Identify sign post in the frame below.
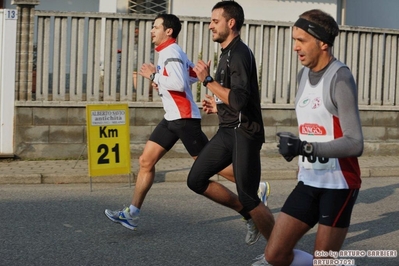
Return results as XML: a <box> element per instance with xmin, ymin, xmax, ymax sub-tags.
<box><xmin>0</xmin><ymin>9</ymin><xmax>17</xmax><ymax>157</ymax></box>
<box><xmin>86</xmin><ymin>104</ymin><xmax>131</xmax><ymax>190</ymax></box>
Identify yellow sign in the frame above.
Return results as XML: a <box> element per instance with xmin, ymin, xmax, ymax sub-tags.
<box><xmin>86</xmin><ymin>104</ymin><xmax>131</xmax><ymax>177</ymax></box>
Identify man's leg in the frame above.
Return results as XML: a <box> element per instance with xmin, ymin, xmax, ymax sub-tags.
<box><xmin>264</xmin><ymin>181</ymin><xmax>317</xmax><ymax>265</ymax></box>
<box><xmin>313</xmin><ymin>188</ymin><xmax>358</xmax><ymax>257</ymax></box>
<box><xmin>202</xmin><ymin>180</ymin><xmax>246</xmax><ymax>212</ymax></box>
<box><xmin>217</xmin><ymin>164</ymin><xmax>235</xmax><ymax>182</ymax></box>
<box><xmin>313</xmin><ymin>224</ymin><xmax>348</xmax><ymax>255</ymax></box>
<box><xmin>132</xmin><ymin>140</ymin><xmax>167</xmax><ymax>208</ymax></box>
<box><xmin>188</xmin><ymin>128</ymin><xmax>271</xmax><ymax>245</ymax></box>
<box><xmin>231</xmin><ymin>129</ymin><xmax>275</xmax><ymax>243</ymax></box>
<box><xmin>266</xmin><ymin>212</ymin><xmax>350</xmax><ymax>265</ymax></box>
<box><xmin>265</xmin><ymin>212</ymin><xmax>311</xmax><ymax>266</ymax></box>
<box><xmin>187</xmin><ymin>129</ymin><xmax>242</xmax><ymax>212</ymax></box>
<box><xmin>104</xmin><ymin>140</ymin><xmax>167</xmax><ymax>230</ymax></box>
<box><xmin>248</xmin><ymin>203</ymin><xmax>274</xmax><ymax>241</ymax></box>
<box><xmin>105</xmin><ymin>119</ymin><xmax>177</xmax><ymax>230</ymax></box>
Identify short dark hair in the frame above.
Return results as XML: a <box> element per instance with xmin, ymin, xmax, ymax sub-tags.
<box><xmin>212</xmin><ymin>1</ymin><xmax>244</xmax><ymax>32</ymax></box>
<box><xmin>155</xmin><ymin>13</ymin><xmax>181</xmax><ymax>38</ymax></box>
<box><xmin>300</xmin><ymin>9</ymin><xmax>339</xmax><ymax>40</ymax></box>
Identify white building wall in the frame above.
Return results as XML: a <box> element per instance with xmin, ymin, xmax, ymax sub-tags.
<box><xmin>27</xmin><ymin>0</ymin><xmax>99</xmax><ymax>12</ymax></box>
<box><xmin>99</xmin><ymin>0</ymin><xmax>128</xmax><ymax>13</ymax></box>
<box><xmin>4</xmin><ymin>0</ymin><xmax>399</xmax><ymax>29</ymax></box>
<box><xmin>171</xmin><ymin>0</ymin><xmax>339</xmax><ymax>22</ymax></box>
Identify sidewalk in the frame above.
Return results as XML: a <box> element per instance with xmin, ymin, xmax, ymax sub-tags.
<box><xmin>0</xmin><ymin>154</ymin><xmax>398</xmax><ymax>184</ymax></box>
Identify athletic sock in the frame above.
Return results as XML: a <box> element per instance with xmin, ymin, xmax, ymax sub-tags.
<box><xmin>129</xmin><ymin>205</ymin><xmax>140</xmax><ymax>216</ymax></box>
<box><xmin>290</xmin><ymin>249</ymin><xmax>313</xmax><ymax>265</ymax></box>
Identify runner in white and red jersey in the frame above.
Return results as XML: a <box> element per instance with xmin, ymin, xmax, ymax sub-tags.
<box><xmin>151</xmin><ymin>37</ymin><xmax>200</xmax><ymax>121</ymax></box>
<box><xmin>252</xmin><ymin>9</ymin><xmax>364</xmax><ymax>266</ymax></box>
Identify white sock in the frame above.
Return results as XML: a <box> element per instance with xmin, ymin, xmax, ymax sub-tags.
<box><xmin>290</xmin><ymin>249</ymin><xmax>313</xmax><ymax>266</ymax></box>
<box><xmin>129</xmin><ymin>205</ymin><xmax>140</xmax><ymax>216</ymax></box>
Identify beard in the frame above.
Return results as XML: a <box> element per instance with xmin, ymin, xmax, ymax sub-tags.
<box><xmin>212</xmin><ymin>29</ymin><xmax>229</xmax><ymax>43</ymax></box>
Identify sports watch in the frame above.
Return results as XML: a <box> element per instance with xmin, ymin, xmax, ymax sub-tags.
<box><xmin>303</xmin><ymin>142</ymin><xmax>313</xmax><ymax>155</ymax></box>
<box><xmin>203</xmin><ymin>76</ymin><xmax>214</xmax><ymax>87</ymax></box>
<box><xmin>150</xmin><ymin>72</ymin><xmax>156</xmax><ymax>81</ymax></box>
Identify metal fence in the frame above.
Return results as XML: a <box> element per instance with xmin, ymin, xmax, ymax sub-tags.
<box><xmin>29</xmin><ymin>11</ymin><xmax>399</xmax><ymax>108</ymax></box>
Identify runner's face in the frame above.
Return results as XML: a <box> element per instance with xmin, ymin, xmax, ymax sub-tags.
<box><xmin>151</xmin><ymin>18</ymin><xmax>169</xmax><ymax>46</ymax></box>
<box><xmin>209</xmin><ymin>8</ymin><xmax>230</xmax><ymax>44</ymax></box>
<box><xmin>292</xmin><ymin>27</ymin><xmax>323</xmax><ymax>71</ymax></box>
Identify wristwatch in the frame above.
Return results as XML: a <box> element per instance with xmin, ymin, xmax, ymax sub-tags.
<box><xmin>303</xmin><ymin>142</ymin><xmax>313</xmax><ymax>155</ymax></box>
<box><xmin>150</xmin><ymin>72</ymin><xmax>156</xmax><ymax>81</ymax></box>
<box><xmin>203</xmin><ymin>76</ymin><xmax>214</xmax><ymax>87</ymax></box>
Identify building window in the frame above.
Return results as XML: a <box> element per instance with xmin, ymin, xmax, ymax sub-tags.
<box><xmin>128</xmin><ymin>0</ymin><xmax>169</xmax><ymax>14</ymax></box>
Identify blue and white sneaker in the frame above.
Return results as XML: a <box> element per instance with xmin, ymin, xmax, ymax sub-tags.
<box><xmin>104</xmin><ymin>207</ymin><xmax>139</xmax><ymax>230</ymax></box>
<box><xmin>257</xmin><ymin>181</ymin><xmax>270</xmax><ymax>206</ymax></box>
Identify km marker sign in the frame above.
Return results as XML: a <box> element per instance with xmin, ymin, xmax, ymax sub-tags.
<box><xmin>86</xmin><ymin>104</ymin><xmax>131</xmax><ymax>177</ymax></box>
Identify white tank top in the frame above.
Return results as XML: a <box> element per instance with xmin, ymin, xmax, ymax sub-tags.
<box><xmin>296</xmin><ymin>62</ymin><xmax>352</xmax><ymax>189</ymax></box>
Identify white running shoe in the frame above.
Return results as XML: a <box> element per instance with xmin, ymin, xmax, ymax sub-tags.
<box><xmin>104</xmin><ymin>207</ymin><xmax>139</xmax><ymax>230</ymax></box>
<box><xmin>245</xmin><ymin>182</ymin><xmax>271</xmax><ymax>245</ymax></box>
<box><xmin>251</xmin><ymin>254</ymin><xmax>270</xmax><ymax>266</ymax></box>
<box><xmin>257</xmin><ymin>181</ymin><xmax>270</xmax><ymax>206</ymax></box>
<box><xmin>245</xmin><ymin>218</ymin><xmax>261</xmax><ymax>245</ymax></box>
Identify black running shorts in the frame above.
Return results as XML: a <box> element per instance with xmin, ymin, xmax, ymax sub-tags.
<box><xmin>281</xmin><ymin>181</ymin><xmax>359</xmax><ymax>228</ymax></box>
<box><xmin>149</xmin><ymin>118</ymin><xmax>209</xmax><ymax>157</ymax></box>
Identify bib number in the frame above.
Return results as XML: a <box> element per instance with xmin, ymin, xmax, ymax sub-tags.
<box><xmin>300</xmin><ymin>155</ymin><xmax>335</xmax><ymax>170</ymax></box>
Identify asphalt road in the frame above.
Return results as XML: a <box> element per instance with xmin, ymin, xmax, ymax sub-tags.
<box><xmin>0</xmin><ymin>177</ymin><xmax>398</xmax><ymax>266</ymax></box>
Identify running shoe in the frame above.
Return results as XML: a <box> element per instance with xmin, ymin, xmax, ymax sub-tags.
<box><xmin>245</xmin><ymin>182</ymin><xmax>271</xmax><ymax>245</ymax></box>
<box><xmin>104</xmin><ymin>207</ymin><xmax>139</xmax><ymax>230</ymax></box>
<box><xmin>245</xmin><ymin>218</ymin><xmax>261</xmax><ymax>245</ymax></box>
<box><xmin>251</xmin><ymin>254</ymin><xmax>270</xmax><ymax>266</ymax></box>
<box><xmin>257</xmin><ymin>181</ymin><xmax>270</xmax><ymax>206</ymax></box>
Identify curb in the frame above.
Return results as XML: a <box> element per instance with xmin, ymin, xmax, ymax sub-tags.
<box><xmin>0</xmin><ymin>174</ymin><xmax>42</xmax><ymax>184</ymax></box>
<box><xmin>1</xmin><ymin>167</ymin><xmax>398</xmax><ymax>185</ymax></box>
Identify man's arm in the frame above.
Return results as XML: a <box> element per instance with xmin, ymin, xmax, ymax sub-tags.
<box><xmin>313</xmin><ymin>68</ymin><xmax>364</xmax><ymax>158</ymax></box>
<box><xmin>193</xmin><ymin>59</ymin><xmax>231</xmax><ymax>104</ymax></box>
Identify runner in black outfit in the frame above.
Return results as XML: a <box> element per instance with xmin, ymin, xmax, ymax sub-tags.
<box><xmin>187</xmin><ymin>1</ymin><xmax>275</xmax><ymax>244</ymax></box>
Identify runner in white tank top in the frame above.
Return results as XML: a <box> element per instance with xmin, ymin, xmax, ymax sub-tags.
<box><xmin>254</xmin><ymin>9</ymin><xmax>364</xmax><ymax>266</ymax></box>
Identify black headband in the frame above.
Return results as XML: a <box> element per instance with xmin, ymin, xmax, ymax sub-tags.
<box><xmin>294</xmin><ymin>18</ymin><xmax>335</xmax><ymax>46</ymax></box>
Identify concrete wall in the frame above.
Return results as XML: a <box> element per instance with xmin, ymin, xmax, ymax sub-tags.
<box><xmin>14</xmin><ymin>106</ymin><xmax>399</xmax><ymax>160</ymax></box>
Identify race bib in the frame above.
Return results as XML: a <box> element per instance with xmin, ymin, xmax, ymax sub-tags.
<box><xmin>299</xmin><ymin>155</ymin><xmax>336</xmax><ymax>170</ymax></box>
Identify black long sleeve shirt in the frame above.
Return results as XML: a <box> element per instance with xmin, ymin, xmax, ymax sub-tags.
<box><xmin>215</xmin><ymin>36</ymin><xmax>265</xmax><ymax>142</ymax></box>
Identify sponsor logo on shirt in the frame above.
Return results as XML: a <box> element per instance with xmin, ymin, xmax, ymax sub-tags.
<box><xmin>299</xmin><ymin>97</ymin><xmax>311</xmax><ymax>107</ymax></box>
<box><xmin>312</xmin><ymin>97</ymin><xmax>322</xmax><ymax>109</ymax></box>
<box><xmin>299</xmin><ymin>123</ymin><xmax>327</xmax><ymax>135</ymax></box>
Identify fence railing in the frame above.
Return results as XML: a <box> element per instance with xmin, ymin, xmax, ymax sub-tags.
<box><xmin>24</xmin><ymin>11</ymin><xmax>399</xmax><ymax>108</ymax></box>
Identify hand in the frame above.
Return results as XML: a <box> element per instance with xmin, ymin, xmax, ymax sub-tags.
<box><xmin>193</xmin><ymin>60</ymin><xmax>211</xmax><ymax>82</ymax></box>
<box><xmin>276</xmin><ymin>132</ymin><xmax>305</xmax><ymax>162</ymax></box>
<box><xmin>139</xmin><ymin>63</ymin><xmax>156</xmax><ymax>80</ymax></box>
<box><xmin>202</xmin><ymin>94</ymin><xmax>217</xmax><ymax>114</ymax></box>
<box><xmin>152</xmin><ymin>82</ymin><xmax>158</xmax><ymax>91</ymax></box>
